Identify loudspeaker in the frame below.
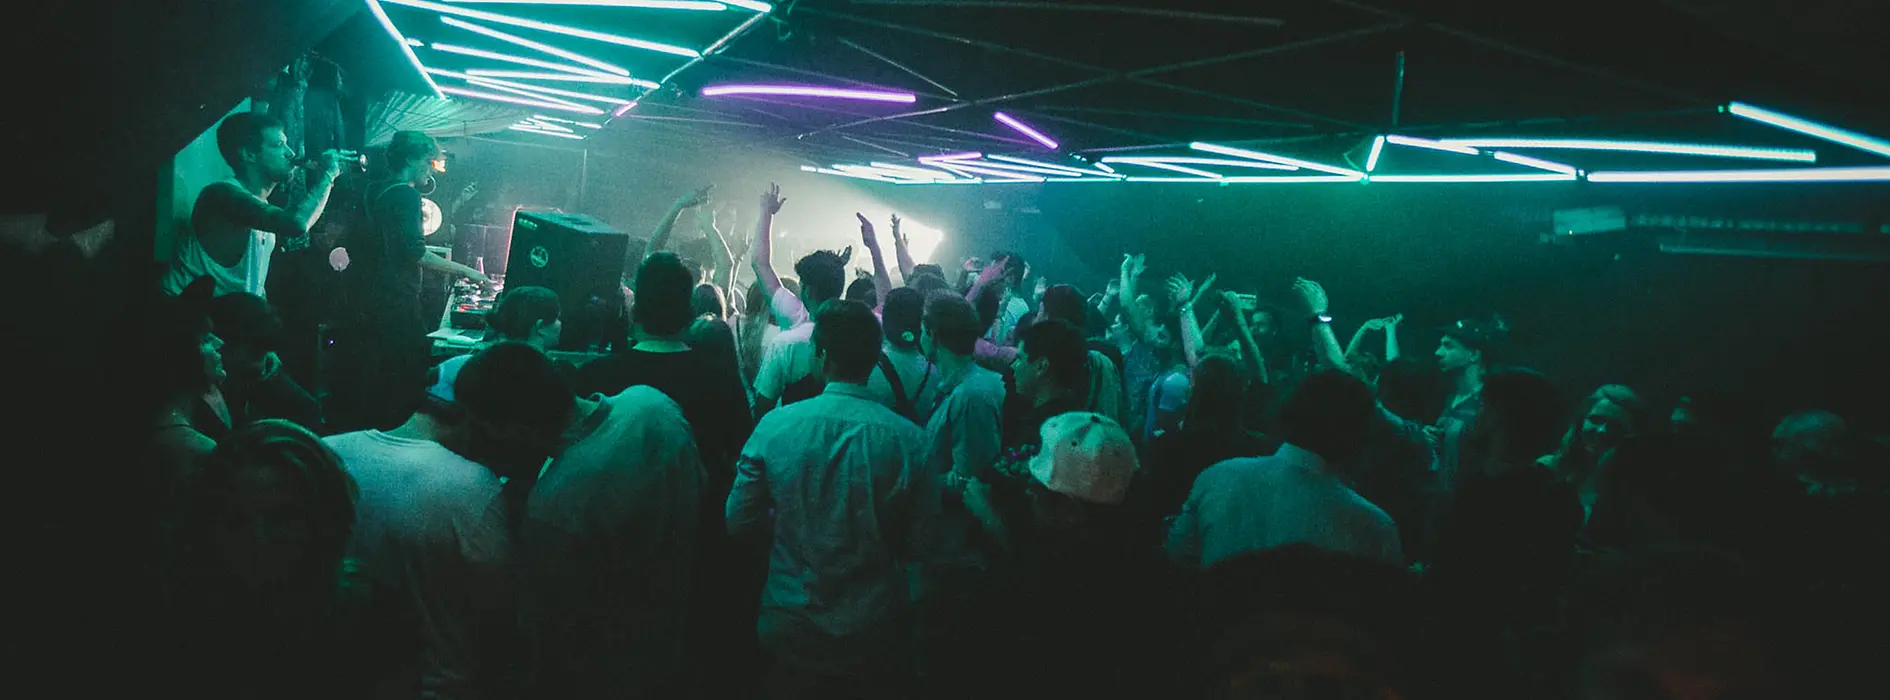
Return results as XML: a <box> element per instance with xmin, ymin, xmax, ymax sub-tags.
<box><xmin>504</xmin><ymin>210</ymin><xmax>632</xmax><ymax>351</ymax></box>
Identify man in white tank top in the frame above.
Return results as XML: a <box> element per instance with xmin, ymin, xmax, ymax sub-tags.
<box><xmin>162</xmin><ymin>112</ymin><xmax>344</xmax><ymax>298</ymax></box>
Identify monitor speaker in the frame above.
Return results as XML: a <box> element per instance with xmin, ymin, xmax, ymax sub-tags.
<box><xmin>503</xmin><ymin>210</ymin><xmax>635</xmax><ymax>351</ymax></box>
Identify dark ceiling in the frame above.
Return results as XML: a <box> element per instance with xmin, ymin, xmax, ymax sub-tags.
<box><xmin>5</xmin><ymin>0</ymin><xmax>1887</xmax><ymax>215</ymax></box>
<box><xmin>586</xmin><ymin>0</ymin><xmax>1890</xmax><ymax>165</ymax></box>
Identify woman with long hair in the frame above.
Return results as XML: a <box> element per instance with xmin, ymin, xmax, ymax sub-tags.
<box><xmin>1541</xmin><ymin>384</ymin><xmax>1653</xmax><ymax>521</ymax></box>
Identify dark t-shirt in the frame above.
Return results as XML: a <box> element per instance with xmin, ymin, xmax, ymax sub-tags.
<box><xmin>345</xmin><ymin>183</ymin><xmax>426</xmax><ymax>322</ymax></box>
<box><xmin>1002</xmin><ymin>394</ymin><xmax>1088</xmax><ymax>451</ymax></box>
<box><xmin>1134</xmin><ymin>423</ymin><xmax>1278</xmax><ymax>523</ymax></box>
<box><xmin>573</xmin><ymin>348</ymin><xmax>753</xmax><ymax>489</ymax></box>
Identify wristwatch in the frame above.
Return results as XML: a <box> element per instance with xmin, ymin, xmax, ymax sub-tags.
<box><xmin>1310</xmin><ymin>313</ymin><xmax>1333</xmax><ymax>325</ymax></box>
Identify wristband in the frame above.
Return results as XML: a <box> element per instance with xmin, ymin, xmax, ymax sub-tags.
<box><xmin>1310</xmin><ymin>313</ymin><xmax>1332</xmax><ymax>325</ymax></box>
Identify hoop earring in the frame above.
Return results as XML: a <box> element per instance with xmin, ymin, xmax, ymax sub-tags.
<box><xmin>418</xmin><ymin>176</ymin><xmax>438</xmax><ymax>196</ymax></box>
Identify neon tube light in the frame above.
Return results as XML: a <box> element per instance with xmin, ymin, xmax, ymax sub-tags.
<box><xmin>1190</xmin><ymin>142</ymin><xmax>1364</xmax><ymax>178</ymax></box>
<box><xmin>407</xmin><ymin>38</ymin><xmax>424</xmax><ymax>47</ymax></box>
<box><xmin>1107</xmin><ymin>160</ymin><xmax>1223</xmax><ymax>178</ymax></box>
<box><xmin>429</xmin><ymin>43</ymin><xmax>614</xmax><ymax>76</ymax></box>
<box><xmin>930</xmin><ymin>163</ymin><xmax>1046</xmax><ymax>183</ymax></box>
<box><xmin>993</xmin><ymin>112</ymin><xmax>1059</xmax><ymax>150</ymax></box>
<box><xmin>446</xmin><ymin>0</ymin><xmax>726</xmax><ymax>9</ymax></box>
<box><xmin>520</xmin><ymin>119</ymin><xmax>575</xmax><ymax>133</ymax></box>
<box><xmin>1365</xmin><ymin>136</ymin><xmax>1386</xmax><ymax>172</ymax></box>
<box><xmin>1122</xmin><ymin>175</ymin><xmax>1363</xmax><ymax>184</ymax></box>
<box><xmin>464</xmin><ymin>70</ymin><xmax>657</xmax><ymax>88</ymax></box>
<box><xmin>1385</xmin><ymin>134</ymin><xmax>1481</xmax><ymax>155</ymax></box>
<box><xmin>936</xmin><ymin>159</ymin><xmax>1091</xmax><ymax>178</ymax></box>
<box><xmin>799</xmin><ymin>165</ymin><xmax>900</xmax><ymax>183</ymax></box>
<box><xmin>382</xmin><ymin>0</ymin><xmax>701</xmax><ymax>57</ymax></box>
<box><xmin>720</xmin><ymin>0</ymin><xmax>775</xmax><ymax>11</ymax></box>
<box><xmin>510</xmin><ymin>125</ymin><xmax>587</xmax><ymax>140</ymax></box>
<box><xmin>612</xmin><ymin>99</ymin><xmax>641</xmax><ymax>118</ymax></box>
<box><xmin>440</xmin><ymin>85</ymin><xmax>607</xmax><ymax>114</ymax></box>
<box><xmin>700</xmin><ymin>84</ymin><xmax>917</xmax><ymax>102</ymax></box>
<box><xmin>986</xmin><ymin>154</ymin><xmax>1119</xmax><ymax>177</ymax></box>
<box><xmin>834</xmin><ymin>165</ymin><xmax>933</xmax><ymax>182</ymax></box>
<box><xmin>864</xmin><ymin>163</ymin><xmax>961</xmax><ymax>181</ymax></box>
<box><xmin>1436</xmin><ymin>138</ymin><xmax>1817</xmax><ymax>163</ymax></box>
<box><xmin>466</xmin><ymin>82</ymin><xmax>595</xmax><ymax>111</ymax></box>
<box><xmin>1368</xmin><ymin>173</ymin><xmax>1577</xmax><ymax>183</ymax></box>
<box><xmin>440</xmin><ymin>17</ymin><xmax>630</xmax><ymax>76</ymax></box>
<box><xmin>1102</xmin><ymin>157</ymin><xmax>1295</xmax><ymax>171</ymax></box>
<box><xmin>1491</xmin><ymin>152</ymin><xmax>1578</xmax><ymax>175</ymax></box>
<box><xmin>1092</xmin><ymin>162</ymin><xmax>1116</xmax><ymax>174</ymax></box>
<box><xmin>1726</xmin><ymin>102</ymin><xmax>1890</xmax><ymax>159</ymax></box>
<box><xmin>534</xmin><ymin>115</ymin><xmax>604</xmax><ymax>129</ymax></box>
<box><xmin>1586</xmin><ymin>166</ymin><xmax>1890</xmax><ymax>183</ymax></box>
<box><xmin>918</xmin><ymin>152</ymin><xmax>983</xmax><ymax>162</ymax></box>
<box><xmin>367</xmin><ymin>1</ymin><xmax>444</xmax><ymax>98</ymax></box>
<box><xmin>466</xmin><ymin>75</ymin><xmax>634</xmax><ymax>105</ymax></box>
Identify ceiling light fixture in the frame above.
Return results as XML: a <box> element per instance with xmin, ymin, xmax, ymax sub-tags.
<box><xmin>700</xmin><ymin>84</ymin><xmax>918</xmax><ymax>102</ymax></box>
<box><xmin>466</xmin><ymin>75</ymin><xmax>634</xmax><ymax>105</ymax></box>
<box><xmin>868</xmin><ymin>162</ymin><xmax>964</xmax><ymax>180</ymax></box>
<box><xmin>933</xmin><ymin>159</ymin><xmax>1091</xmax><ymax>178</ymax></box>
<box><xmin>1586</xmin><ymin>166</ymin><xmax>1890</xmax><ymax>183</ymax></box>
<box><xmin>1726</xmin><ymin>102</ymin><xmax>1890</xmax><ymax>159</ymax></box>
<box><xmin>534</xmin><ymin>115</ymin><xmax>605</xmax><ymax>129</ymax></box>
<box><xmin>509</xmin><ymin>125</ymin><xmax>587</xmax><ymax>139</ymax></box>
<box><xmin>440</xmin><ymin>85</ymin><xmax>607</xmax><ymax>113</ymax></box>
<box><xmin>520</xmin><ymin>119</ymin><xmax>575</xmax><ymax>133</ymax></box>
<box><xmin>1101</xmin><ymin>157</ymin><xmax>1296</xmax><ymax>171</ymax></box>
<box><xmin>799</xmin><ymin>165</ymin><xmax>902</xmax><ymax>183</ymax></box>
<box><xmin>440</xmin><ymin>17</ymin><xmax>630</xmax><ymax>76</ymax></box>
<box><xmin>367</xmin><ymin>1</ymin><xmax>444</xmax><ymax>98</ymax></box>
<box><xmin>464</xmin><ymin>69</ymin><xmax>657</xmax><ymax>87</ymax></box>
<box><xmin>986</xmin><ymin>154</ymin><xmax>1119</xmax><ymax>177</ymax></box>
<box><xmin>993</xmin><ymin>112</ymin><xmax>1059</xmax><ymax>150</ymax></box>
<box><xmin>1491</xmin><ymin>152</ymin><xmax>1578</xmax><ymax>175</ymax></box>
<box><xmin>445</xmin><ymin>0</ymin><xmax>726</xmax><ymax>9</ymax></box>
<box><xmin>1384</xmin><ymin>134</ymin><xmax>1481</xmax><ymax>155</ymax></box>
<box><xmin>382</xmin><ymin>0</ymin><xmax>701</xmax><ymax>57</ymax></box>
<box><xmin>1367</xmin><ymin>173</ymin><xmax>1578</xmax><ymax>183</ymax></box>
<box><xmin>429</xmin><ymin>43</ymin><xmax>614</xmax><ymax>76</ymax></box>
<box><xmin>918</xmin><ymin>152</ymin><xmax>984</xmax><ymax>163</ymax></box>
<box><xmin>1364</xmin><ymin>136</ymin><xmax>1386</xmax><ymax>172</ymax></box>
<box><xmin>1102</xmin><ymin>159</ymin><xmax>1223</xmax><ymax>179</ymax></box>
<box><xmin>1190</xmin><ymin>142</ymin><xmax>1365</xmax><ymax>179</ymax></box>
<box><xmin>1435</xmin><ymin>138</ymin><xmax>1818</xmax><ymax>163</ymax></box>
<box><xmin>719</xmin><ymin>0</ymin><xmax>775</xmax><ymax>11</ymax></box>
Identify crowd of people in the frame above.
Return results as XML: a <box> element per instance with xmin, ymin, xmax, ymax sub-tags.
<box><xmin>132</xmin><ymin>118</ymin><xmax>1890</xmax><ymax>700</ymax></box>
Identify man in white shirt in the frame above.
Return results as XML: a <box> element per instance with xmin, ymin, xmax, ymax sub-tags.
<box><xmin>728</xmin><ymin>300</ymin><xmax>937</xmax><ymax>696</ymax></box>
<box><xmin>747</xmin><ymin>184</ymin><xmax>852</xmax><ymax>413</ymax></box>
<box><xmin>1167</xmin><ymin>370</ymin><xmax>1402</xmax><ymax>567</ymax></box>
<box><xmin>326</xmin><ymin>342</ymin><xmax>576</xmax><ymax>699</ymax></box>
<box><xmin>162</xmin><ymin>112</ymin><xmax>346</xmax><ymax>298</ymax></box>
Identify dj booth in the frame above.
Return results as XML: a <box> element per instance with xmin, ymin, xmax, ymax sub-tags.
<box><xmin>429</xmin><ymin>209</ymin><xmax>637</xmax><ymax>365</ymax></box>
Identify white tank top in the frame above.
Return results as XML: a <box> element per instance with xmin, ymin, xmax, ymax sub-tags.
<box><xmin>162</xmin><ymin>180</ymin><xmax>277</xmax><ymax>298</ymax></box>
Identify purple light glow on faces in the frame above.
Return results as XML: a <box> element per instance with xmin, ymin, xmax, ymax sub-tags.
<box><xmin>993</xmin><ymin>112</ymin><xmax>1058</xmax><ymax>150</ymax></box>
<box><xmin>700</xmin><ymin>84</ymin><xmax>917</xmax><ymax>102</ymax></box>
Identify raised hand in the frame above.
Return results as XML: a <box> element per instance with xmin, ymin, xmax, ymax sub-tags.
<box><xmin>1218</xmin><ymin>290</ymin><xmax>1244</xmax><ymax>313</ymax></box>
<box><xmin>1033</xmin><ymin>276</ymin><xmax>1049</xmax><ymax>300</ymax></box>
<box><xmin>975</xmin><ymin>256</ymin><xmax>1009</xmax><ymax>285</ymax></box>
<box><xmin>855</xmin><ymin>213</ymin><xmax>880</xmax><ymax>249</ymax></box>
<box><xmin>1360</xmin><ymin>317</ymin><xmax>1388</xmax><ymax>332</ymax></box>
<box><xmin>1165</xmin><ymin>273</ymin><xmax>1195</xmax><ymax>306</ymax></box>
<box><xmin>759</xmin><ymin>183</ymin><xmax>785</xmax><ymax>215</ymax></box>
<box><xmin>1387</xmin><ymin>313</ymin><xmax>1404</xmax><ymax>328</ymax></box>
<box><xmin>1293</xmin><ymin>277</ymin><xmax>1329</xmax><ymax>315</ymax></box>
<box><xmin>677</xmin><ymin>184</ymin><xmax>714</xmax><ymax>209</ymax></box>
<box><xmin>1122</xmin><ymin>253</ymin><xmax>1148</xmax><ymax>278</ymax></box>
<box><xmin>890</xmin><ymin>213</ymin><xmax>907</xmax><ymax>246</ymax></box>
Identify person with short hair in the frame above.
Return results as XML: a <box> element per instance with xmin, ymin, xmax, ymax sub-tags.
<box><xmin>205</xmin><ymin>291</ymin><xmax>325</xmax><ymax>434</ymax></box>
<box><xmin>1167</xmin><ymin>370</ymin><xmax>1401</xmax><ymax>567</ymax></box>
<box><xmin>727</xmin><ymin>300</ymin><xmax>937</xmax><ymax>697</ymax></box>
<box><xmin>326</xmin><ymin>342</ymin><xmax>575</xmax><ymax>698</ymax></box>
<box><xmin>864</xmin><ymin>287</ymin><xmax>938</xmax><ymax>422</ymax></box>
<box><xmin>1003</xmin><ymin>319</ymin><xmax>1091</xmax><ymax>449</ymax></box>
<box><xmin>162</xmin><ymin>112</ymin><xmax>347</xmax><ymax>298</ymax></box>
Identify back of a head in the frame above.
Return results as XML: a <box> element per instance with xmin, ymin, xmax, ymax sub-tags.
<box><xmin>486</xmin><ymin>285</ymin><xmax>560</xmax><ymax>342</ymax></box>
<box><xmin>215</xmin><ymin>112</ymin><xmax>282</xmax><ymax>170</ymax></box>
<box><xmin>1018</xmin><ymin>318</ymin><xmax>1089</xmax><ymax>390</ymax></box>
<box><xmin>383</xmin><ymin>130</ymin><xmax>438</xmax><ymax>175</ymax></box>
<box><xmin>633</xmin><ymin>252</ymin><xmax>695</xmax><ymax>336</ymax></box>
<box><xmin>691</xmin><ymin>283</ymin><xmax>725</xmax><ymax>319</ymax></box>
<box><xmin>741</xmin><ymin>282</ymin><xmax>767</xmax><ymax>316</ymax></box>
<box><xmin>1041</xmin><ymin>283</ymin><xmax>1086</xmax><ymax>327</ymax></box>
<box><xmin>206</xmin><ymin>292</ymin><xmax>282</xmax><ymax>356</ymax></box>
<box><xmin>923</xmin><ymin>293</ymin><xmax>981</xmax><ymax>357</ymax></box>
<box><xmin>1278</xmin><ymin>370</ymin><xmax>1379</xmax><ymax>464</ymax></box>
<box><xmin>908</xmin><ymin>271</ymin><xmax>949</xmax><ymax>296</ymax></box>
<box><xmin>793</xmin><ymin>250</ymin><xmax>847</xmax><ymax>306</ymax></box>
<box><xmin>451</xmin><ymin>342</ymin><xmax>574</xmax><ymax>478</ymax></box>
<box><xmin>145</xmin><ymin>277</ymin><xmax>217</xmax><ymax>399</ymax></box>
<box><xmin>1187</xmin><ymin>355</ymin><xmax>1246</xmax><ymax>428</ymax></box>
<box><xmin>1478</xmin><ymin>367</ymin><xmax>1567</xmax><ymax>460</ymax></box>
<box><xmin>812</xmin><ymin>300</ymin><xmax>883</xmax><ymax>383</ymax></box>
<box><xmin>844</xmin><ymin>276</ymin><xmax>878</xmax><ymax>306</ymax></box>
<box><xmin>911</xmin><ymin>263</ymin><xmax>945</xmax><ymax>281</ymax></box>
<box><xmin>881</xmin><ymin>287</ymin><xmax>924</xmax><ymax>350</ymax></box>
<box><xmin>686</xmin><ymin>318</ymin><xmax>739</xmax><ymax>375</ymax></box>
<box><xmin>993</xmin><ymin>251</ymin><xmax>1028</xmax><ymax>286</ymax></box>
<box><xmin>193</xmin><ymin>419</ymin><xmax>357</xmax><ymax>581</ymax></box>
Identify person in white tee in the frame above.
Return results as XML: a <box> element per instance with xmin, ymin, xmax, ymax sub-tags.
<box><xmin>162</xmin><ymin>112</ymin><xmax>347</xmax><ymax>298</ymax></box>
